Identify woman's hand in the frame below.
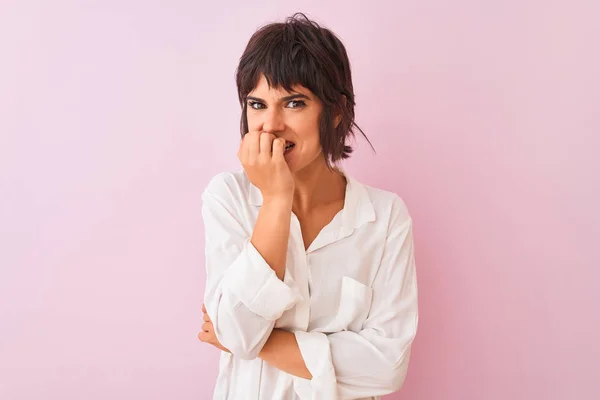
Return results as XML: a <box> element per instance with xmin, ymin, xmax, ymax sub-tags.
<box><xmin>198</xmin><ymin>304</ymin><xmax>230</xmax><ymax>353</ymax></box>
<box><xmin>238</xmin><ymin>131</ymin><xmax>294</xmax><ymax>200</ymax></box>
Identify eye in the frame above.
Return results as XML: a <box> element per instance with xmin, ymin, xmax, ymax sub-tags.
<box><xmin>247</xmin><ymin>101</ymin><xmax>265</xmax><ymax>110</ymax></box>
<box><xmin>286</xmin><ymin>100</ymin><xmax>306</xmax><ymax>109</ymax></box>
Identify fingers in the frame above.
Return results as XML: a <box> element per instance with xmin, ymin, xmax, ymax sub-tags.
<box><xmin>198</xmin><ymin>320</ymin><xmax>213</xmax><ymax>344</ymax></box>
<box><xmin>197</xmin><ymin>324</ymin><xmax>210</xmax><ymax>341</ymax></box>
<box><xmin>202</xmin><ymin>304</ymin><xmax>211</xmax><ymax>322</ymax></box>
<box><xmin>240</xmin><ymin>131</ymin><xmax>278</xmax><ymax>161</ymax></box>
<box><xmin>237</xmin><ymin>138</ymin><xmax>244</xmax><ymax>160</ymax></box>
<box><xmin>259</xmin><ymin>132</ymin><xmax>275</xmax><ymax>155</ymax></box>
<box><xmin>272</xmin><ymin>138</ymin><xmax>285</xmax><ymax>162</ymax></box>
<box><xmin>198</xmin><ymin>321</ymin><xmax>229</xmax><ymax>354</ymax></box>
<box><xmin>248</xmin><ymin>131</ymin><xmax>260</xmax><ymax>162</ymax></box>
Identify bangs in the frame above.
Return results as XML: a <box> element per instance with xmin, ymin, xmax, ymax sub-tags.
<box><xmin>236</xmin><ymin>21</ymin><xmax>336</xmax><ymax>104</ymax></box>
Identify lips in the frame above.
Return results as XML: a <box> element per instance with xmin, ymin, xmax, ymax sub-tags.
<box><xmin>284</xmin><ymin>141</ymin><xmax>295</xmax><ymax>152</ymax></box>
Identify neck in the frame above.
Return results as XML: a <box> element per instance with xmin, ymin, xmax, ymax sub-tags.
<box><xmin>291</xmin><ymin>157</ymin><xmax>346</xmax><ymax>214</ymax></box>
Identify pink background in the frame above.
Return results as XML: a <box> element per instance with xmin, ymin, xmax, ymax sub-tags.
<box><xmin>1</xmin><ymin>1</ymin><xmax>598</xmax><ymax>399</ymax></box>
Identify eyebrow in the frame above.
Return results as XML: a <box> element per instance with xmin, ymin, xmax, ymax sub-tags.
<box><xmin>246</xmin><ymin>93</ymin><xmax>311</xmax><ymax>103</ymax></box>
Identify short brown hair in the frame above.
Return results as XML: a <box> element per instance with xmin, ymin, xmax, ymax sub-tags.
<box><xmin>235</xmin><ymin>12</ymin><xmax>374</xmax><ymax>168</ymax></box>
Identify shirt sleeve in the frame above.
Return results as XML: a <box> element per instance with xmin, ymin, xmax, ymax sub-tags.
<box><xmin>201</xmin><ymin>189</ymin><xmax>303</xmax><ymax>360</ymax></box>
<box><xmin>292</xmin><ymin>199</ymin><xmax>418</xmax><ymax>399</ymax></box>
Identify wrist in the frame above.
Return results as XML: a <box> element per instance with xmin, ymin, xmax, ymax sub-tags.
<box><xmin>261</xmin><ymin>192</ymin><xmax>293</xmax><ymax>207</ymax></box>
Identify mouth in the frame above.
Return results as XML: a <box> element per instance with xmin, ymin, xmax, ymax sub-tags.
<box><xmin>284</xmin><ymin>141</ymin><xmax>296</xmax><ymax>155</ymax></box>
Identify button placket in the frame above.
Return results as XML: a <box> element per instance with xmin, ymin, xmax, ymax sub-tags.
<box><xmin>290</xmin><ymin>213</ymin><xmax>311</xmax><ymax>332</ymax></box>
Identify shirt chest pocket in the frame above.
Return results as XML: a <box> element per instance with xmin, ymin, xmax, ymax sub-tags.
<box><xmin>318</xmin><ymin>276</ymin><xmax>374</xmax><ymax>333</ymax></box>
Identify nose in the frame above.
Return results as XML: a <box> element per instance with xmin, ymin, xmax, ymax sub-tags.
<box><xmin>261</xmin><ymin>107</ymin><xmax>285</xmax><ymax>134</ymax></box>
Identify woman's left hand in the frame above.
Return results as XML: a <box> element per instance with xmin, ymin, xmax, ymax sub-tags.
<box><xmin>198</xmin><ymin>304</ymin><xmax>231</xmax><ymax>353</ymax></box>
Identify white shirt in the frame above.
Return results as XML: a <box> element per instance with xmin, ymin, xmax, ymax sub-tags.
<box><xmin>201</xmin><ymin>168</ymin><xmax>418</xmax><ymax>400</ymax></box>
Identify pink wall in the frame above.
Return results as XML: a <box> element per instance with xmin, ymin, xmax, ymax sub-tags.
<box><xmin>1</xmin><ymin>1</ymin><xmax>598</xmax><ymax>399</ymax></box>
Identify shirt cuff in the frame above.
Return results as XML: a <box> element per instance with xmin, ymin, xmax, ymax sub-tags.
<box><xmin>293</xmin><ymin>331</ymin><xmax>338</xmax><ymax>399</ymax></box>
<box><xmin>221</xmin><ymin>238</ymin><xmax>303</xmax><ymax>321</ymax></box>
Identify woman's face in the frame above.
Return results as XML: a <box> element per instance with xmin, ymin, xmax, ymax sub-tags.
<box><xmin>245</xmin><ymin>74</ymin><xmax>324</xmax><ymax>173</ymax></box>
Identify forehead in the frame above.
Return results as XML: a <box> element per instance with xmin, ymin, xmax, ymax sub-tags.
<box><xmin>248</xmin><ymin>74</ymin><xmax>314</xmax><ymax>98</ymax></box>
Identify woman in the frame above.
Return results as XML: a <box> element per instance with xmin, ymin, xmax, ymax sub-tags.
<box><xmin>198</xmin><ymin>13</ymin><xmax>418</xmax><ymax>400</ymax></box>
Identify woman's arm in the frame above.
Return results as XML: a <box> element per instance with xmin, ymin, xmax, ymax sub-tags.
<box><xmin>244</xmin><ymin>130</ymin><xmax>296</xmax><ymax>281</ymax></box>
<box><xmin>251</xmin><ymin>194</ymin><xmax>293</xmax><ymax>280</ymax></box>
<box><xmin>258</xmin><ymin>329</ymin><xmax>312</xmax><ymax>379</ymax></box>
<box><xmin>201</xmin><ymin>175</ymin><xmax>301</xmax><ymax>360</ymax></box>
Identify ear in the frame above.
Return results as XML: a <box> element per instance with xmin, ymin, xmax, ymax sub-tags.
<box><xmin>334</xmin><ymin>95</ymin><xmax>347</xmax><ymax>128</ymax></box>
<box><xmin>334</xmin><ymin>114</ymin><xmax>342</xmax><ymax>128</ymax></box>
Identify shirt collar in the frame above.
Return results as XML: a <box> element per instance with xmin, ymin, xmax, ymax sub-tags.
<box><xmin>246</xmin><ymin>167</ymin><xmax>376</xmax><ymax>233</ymax></box>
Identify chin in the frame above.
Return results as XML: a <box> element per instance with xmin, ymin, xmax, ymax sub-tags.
<box><xmin>286</xmin><ymin>158</ymin><xmax>305</xmax><ymax>173</ymax></box>
<box><xmin>286</xmin><ymin>162</ymin><xmax>300</xmax><ymax>173</ymax></box>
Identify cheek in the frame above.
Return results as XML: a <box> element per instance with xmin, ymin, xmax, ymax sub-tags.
<box><xmin>296</xmin><ymin>131</ymin><xmax>320</xmax><ymax>150</ymax></box>
<box><xmin>294</xmin><ymin>117</ymin><xmax>321</xmax><ymax>142</ymax></box>
<box><xmin>246</xmin><ymin>112</ymin><xmax>260</xmax><ymax>130</ymax></box>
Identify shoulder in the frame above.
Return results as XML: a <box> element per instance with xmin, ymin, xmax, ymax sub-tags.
<box><xmin>360</xmin><ymin>181</ymin><xmax>412</xmax><ymax>229</ymax></box>
<box><xmin>201</xmin><ymin>169</ymin><xmax>251</xmax><ymax>208</ymax></box>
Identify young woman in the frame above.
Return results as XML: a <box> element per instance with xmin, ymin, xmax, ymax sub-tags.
<box><xmin>198</xmin><ymin>13</ymin><xmax>418</xmax><ymax>400</ymax></box>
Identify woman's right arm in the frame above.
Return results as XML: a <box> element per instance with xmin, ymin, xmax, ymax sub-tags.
<box><xmin>250</xmin><ymin>193</ymin><xmax>293</xmax><ymax>281</ymax></box>
<box><xmin>201</xmin><ymin>178</ymin><xmax>301</xmax><ymax>360</ymax></box>
<box><xmin>203</xmin><ymin>132</ymin><xmax>299</xmax><ymax>359</ymax></box>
